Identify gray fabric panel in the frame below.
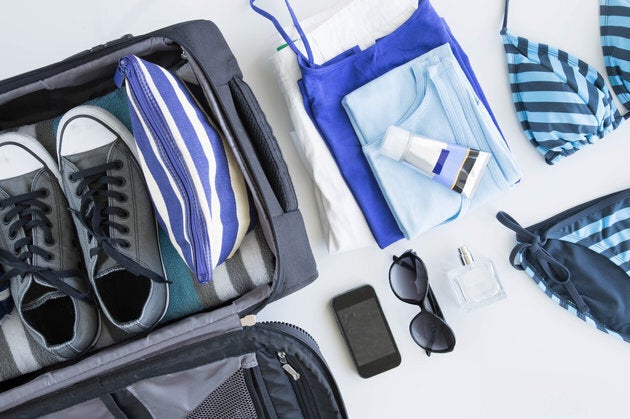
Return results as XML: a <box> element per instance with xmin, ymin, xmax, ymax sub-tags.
<box><xmin>0</xmin><ymin>306</ymin><xmax>242</xmax><ymax>410</ymax></box>
<box><xmin>100</xmin><ymin>393</ymin><xmax>129</xmax><ymax>419</ymax></box>
<box><xmin>39</xmin><ymin>397</ymin><xmax>115</xmax><ymax>419</ymax></box>
<box><xmin>234</xmin><ymin>285</ymin><xmax>272</xmax><ymax>315</ymax></box>
<box><xmin>111</xmin><ymin>389</ymin><xmax>152</xmax><ymax>419</ymax></box>
<box><xmin>174</xmin><ymin>63</ymin><xmax>200</xmax><ymax>86</ymax></box>
<box><xmin>0</xmin><ymin>38</ymin><xmax>177</xmax><ymax>107</ymax></box>
<box><xmin>268</xmin><ymin>211</ymin><xmax>318</xmax><ymax>301</ymax></box>
<box><xmin>126</xmin><ymin>353</ymin><xmax>257</xmax><ymax>419</ymax></box>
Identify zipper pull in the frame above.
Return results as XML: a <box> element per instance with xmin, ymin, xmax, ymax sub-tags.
<box><xmin>277</xmin><ymin>351</ymin><xmax>300</xmax><ymax>381</ymax></box>
<box><xmin>114</xmin><ymin>57</ymin><xmax>130</xmax><ymax>88</ymax></box>
<box><xmin>240</xmin><ymin>314</ymin><xmax>256</xmax><ymax>327</ymax></box>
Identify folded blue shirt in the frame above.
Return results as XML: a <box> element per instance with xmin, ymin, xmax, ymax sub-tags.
<box><xmin>251</xmin><ymin>0</ymin><xmax>503</xmax><ymax>248</ymax></box>
<box><xmin>342</xmin><ymin>44</ymin><xmax>522</xmax><ymax>238</ymax></box>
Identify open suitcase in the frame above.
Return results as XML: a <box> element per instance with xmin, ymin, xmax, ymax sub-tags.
<box><xmin>0</xmin><ymin>20</ymin><xmax>347</xmax><ymax>418</ymax></box>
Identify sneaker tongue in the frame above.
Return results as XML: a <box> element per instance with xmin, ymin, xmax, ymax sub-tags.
<box><xmin>0</xmin><ymin>169</ymin><xmax>40</xmax><ymax>196</ymax></box>
<box><xmin>64</xmin><ymin>143</ymin><xmax>114</xmax><ymax>171</ymax></box>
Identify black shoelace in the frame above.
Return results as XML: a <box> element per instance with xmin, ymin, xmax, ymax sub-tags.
<box><xmin>0</xmin><ymin>189</ymin><xmax>90</xmax><ymax>301</ymax></box>
<box><xmin>70</xmin><ymin>160</ymin><xmax>167</xmax><ymax>284</ymax></box>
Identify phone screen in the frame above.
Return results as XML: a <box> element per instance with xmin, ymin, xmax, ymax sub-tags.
<box><xmin>332</xmin><ymin>285</ymin><xmax>400</xmax><ymax>378</ymax></box>
<box><xmin>336</xmin><ymin>298</ymin><xmax>397</xmax><ymax>366</ymax></box>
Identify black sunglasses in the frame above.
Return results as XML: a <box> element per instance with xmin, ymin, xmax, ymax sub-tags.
<box><xmin>389</xmin><ymin>250</ymin><xmax>456</xmax><ymax>356</ymax></box>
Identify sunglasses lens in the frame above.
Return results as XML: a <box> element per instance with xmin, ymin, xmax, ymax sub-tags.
<box><xmin>389</xmin><ymin>254</ymin><xmax>428</xmax><ymax>303</ymax></box>
<box><xmin>410</xmin><ymin>311</ymin><xmax>456</xmax><ymax>353</ymax></box>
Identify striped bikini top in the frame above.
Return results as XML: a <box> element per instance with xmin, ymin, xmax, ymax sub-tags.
<box><xmin>501</xmin><ymin>0</ymin><xmax>629</xmax><ymax>164</ymax></box>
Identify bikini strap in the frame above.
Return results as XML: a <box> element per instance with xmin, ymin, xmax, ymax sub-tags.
<box><xmin>250</xmin><ymin>0</ymin><xmax>315</xmax><ymax>64</ymax></box>
<box><xmin>502</xmin><ymin>0</ymin><xmax>510</xmax><ymax>30</ymax></box>
<box><xmin>496</xmin><ymin>211</ymin><xmax>591</xmax><ymax>314</ymax></box>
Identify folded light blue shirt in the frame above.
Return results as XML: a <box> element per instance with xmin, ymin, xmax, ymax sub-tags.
<box><xmin>342</xmin><ymin>44</ymin><xmax>521</xmax><ymax>239</ymax></box>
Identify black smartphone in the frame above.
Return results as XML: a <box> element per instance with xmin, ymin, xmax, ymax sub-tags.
<box><xmin>331</xmin><ymin>285</ymin><xmax>401</xmax><ymax>378</ymax></box>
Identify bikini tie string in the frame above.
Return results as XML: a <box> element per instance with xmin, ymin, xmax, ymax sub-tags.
<box><xmin>496</xmin><ymin>211</ymin><xmax>590</xmax><ymax>314</ymax></box>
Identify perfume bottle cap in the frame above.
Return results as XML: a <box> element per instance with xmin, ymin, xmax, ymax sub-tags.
<box><xmin>458</xmin><ymin>246</ymin><xmax>474</xmax><ymax>266</ymax></box>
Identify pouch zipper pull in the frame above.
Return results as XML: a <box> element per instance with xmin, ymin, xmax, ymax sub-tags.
<box><xmin>113</xmin><ymin>57</ymin><xmax>130</xmax><ymax>88</ymax></box>
<box><xmin>277</xmin><ymin>351</ymin><xmax>300</xmax><ymax>381</ymax></box>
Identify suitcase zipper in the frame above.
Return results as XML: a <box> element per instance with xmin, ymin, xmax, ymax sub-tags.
<box><xmin>117</xmin><ymin>57</ymin><xmax>212</xmax><ymax>282</ymax></box>
<box><xmin>277</xmin><ymin>351</ymin><xmax>320</xmax><ymax>419</ymax></box>
<box><xmin>245</xmin><ymin>366</ymin><xmax>278</xmax><ymax>419</ymax></box>
<box><xmin>277</xmin><ymin>351</ymin><xmax>300</xmax><ymax>380</ymax></box>
<box><xmin>259</xmin><ymin>321</ymin><xmax>319</xmax><ymax>351</ymax></box>
<box><xmin>255</xmin><ymin>322</ymin><xmax>346</xmax><ymax>416</ymax></box>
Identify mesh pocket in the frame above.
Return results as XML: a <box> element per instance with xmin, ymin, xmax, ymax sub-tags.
<box><xmin>228</xmin><ymin>77</ymin><xmax>298</xmax><ymax>213</ymax></box>
<box><xmin>186</xmin><ymin>369</ymin><xmax>258</xmax><ymax>419</ymax></box>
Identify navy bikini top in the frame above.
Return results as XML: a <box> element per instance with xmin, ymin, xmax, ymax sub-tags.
<box><xmin>502</xmin><ymin>0</ymin><xmax>630</xmax><ymax>164</ymax></box>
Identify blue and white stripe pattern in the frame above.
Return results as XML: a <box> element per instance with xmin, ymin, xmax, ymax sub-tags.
<box><xmin>502</xmin><ymin>29</ymin><xmax>623</xmax><ymax>164</ymax></box>
<box><xmin>519</xmin><ymin>257</ymin><xmax>627</xmax><ymax>343</ymax></box>
<box><xmin>557</xmin><ymin>206</ymin><xmax>630</xmax><ymax>275</ymax></box>
<box><xmin>601</xmin><ymin>0</ymin><xmax>630</xmax><ymax>111</ymax></box>
<box><xmin>115</xmin><ymin>55</ymin><xmax>252</xmax><ymax>284</ymax></box>
<box><xmin>500</xmin><ymin>191</ymin><xmax>630</xmax><ymax>343</ymax></box>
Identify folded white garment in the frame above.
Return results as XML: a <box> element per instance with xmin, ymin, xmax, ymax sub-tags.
<box><xmin>270</xmin><ymin>0</ymin><xmax>417</xmax><ymax>253</ymax></box>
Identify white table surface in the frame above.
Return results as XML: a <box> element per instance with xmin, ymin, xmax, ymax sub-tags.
<box><xmin>2</xmin><ymin>0</ymin><xmax>629</xmax><ymax>418</ymax></box>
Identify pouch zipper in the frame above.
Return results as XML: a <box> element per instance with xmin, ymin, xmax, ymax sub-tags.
<box><xmin>182</xmin><ymin>49</ymin><xmax>284</xmax><ymax>297</ymax></box>
<box><xmin>277</xmin><ymin>351</ymin><xmax>319</xmax><ymax>419</ymax></box>
<box><xmin>117</xmin><ymin>56</ymin><xmax>212</xmax><ymax>282</ymax></box>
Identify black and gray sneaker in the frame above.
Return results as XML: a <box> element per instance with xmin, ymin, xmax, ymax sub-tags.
<box><xmin>0</xmin><ymin>133</ymin><xmax>99</xmax><ymax>358</ymax></box>
<box><xmin>56</xmin><ymin>105</ymin><xmax>168</xmax><ymax>334</ymax></box>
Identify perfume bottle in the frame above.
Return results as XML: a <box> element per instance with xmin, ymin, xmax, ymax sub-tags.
<box><xmin>448</xmin><ymin>246</ymin><xmax>506</xmax><ymax>311</ymax></box>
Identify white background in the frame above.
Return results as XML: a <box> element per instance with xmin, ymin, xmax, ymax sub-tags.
<box><xmin>2</xmin><ymin>0</ymin><xmax>630</xmax><ymax>418</ymax></box>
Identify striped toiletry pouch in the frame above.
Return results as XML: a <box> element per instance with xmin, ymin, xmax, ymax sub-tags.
<box><xmin>114</xmin><ymin>54</ymin><xmax>253</xmax><ymax>284</ymax></box>
<box><xmin>497</xmin><ymin>188</ymin><xmax>630</xmax><ymax>343</ymax></box>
